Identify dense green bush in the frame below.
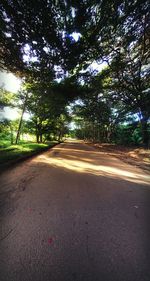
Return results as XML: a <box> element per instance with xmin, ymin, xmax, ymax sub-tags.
<box><xmin>112</xmin><ymin>123</ymin><xmax>149</xmax><ymax>146</ymax></box>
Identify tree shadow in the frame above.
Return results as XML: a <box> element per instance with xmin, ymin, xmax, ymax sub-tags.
<box><xmin>0</xmin><ymin>143</ymin><xmax>150</xmax><ymax>281</ymax></box>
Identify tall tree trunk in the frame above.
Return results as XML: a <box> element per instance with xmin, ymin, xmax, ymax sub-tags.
<box><xmin>98</xmin><ymin>126</ymin><xmax>101</xmax><ymax>142</ymax></box>
<box><xmin>141</xmin><ymin>119</ymin><xmax>149</xmax><ymax>148</ymax></box>
<box><xmin>35</xmin><ymin>119</ymin><xmax>39</xmax><ymax>143</ymax></box>
<box><xmin>40</xmin><ymin>133</ymin><xmax>42</xmax><ymax>143</ymax></box>
<box><xmin>15</xmin><ymin>93</ymin><xmax>28</xmax><ymax>144</ymax></box>
<box><xmin>107</xmin><ymin>125</ymin><xmax>111</xmax><ymax>143</ymax></box>
<box><xmin>139</xmin><ymin>109</ymin><xmax>149</xmax><ymax>148</ymax></box>
<box><xmin>58</xmin><ymin>129</ymin><xmax>62</xmax><ymax>142</ymax></box>
<box><xmin>36</xmin><ymin>133</ymin><xmax>40</xmax><ymax>143</ymax></box>
<box><xmin>10</xmin><ymin>124</ymin><xmax>13</xmax><ymax>145</ymax></box>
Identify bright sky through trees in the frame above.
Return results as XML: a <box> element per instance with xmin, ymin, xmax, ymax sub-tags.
<box><xmin>0</xmin><ymin>0</ymin><xmax>149</xmax><ymax>146</ymax></box>
<box><xmin>0</xmin><ymin>71</ymin><xmax>27</xmax><ymax>120</ymax></box>
<box><xmin>0</xmin><ymin>71</ymin><xmax>21</xmax><ymax>93</ymax></box>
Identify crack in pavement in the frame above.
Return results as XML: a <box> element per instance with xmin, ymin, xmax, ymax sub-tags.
<box><xmin>0</xmin><ymin>224</ymin><xmax>18</xmax><ymax>242</ymax></box>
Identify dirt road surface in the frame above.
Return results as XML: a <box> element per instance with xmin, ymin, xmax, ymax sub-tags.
<box><xmin>0</xmin><ymin>140</ymin><xmax>150</xmax><ymax>281</ymax></box>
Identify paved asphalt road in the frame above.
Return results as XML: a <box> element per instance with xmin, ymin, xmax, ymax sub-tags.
<box><xmin>0</xmin><ymin>140</ymin><xmax>150</xmax><ymax>281</ymax></box>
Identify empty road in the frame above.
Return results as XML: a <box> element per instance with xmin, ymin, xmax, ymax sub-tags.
<box><xmin>0</xmin><ymin>140</ymin><xmax>150</xmax><ymax>281</ymax></box>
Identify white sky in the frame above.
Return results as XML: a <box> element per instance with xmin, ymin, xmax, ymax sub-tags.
<box><xmin>0</xmin><ymin>70</ymin><xmax>26</xmax><ymax>120</ymax></box>
<box><xmin>0</xmin><ymin>70</ymin><xmax>21</xmax><ymax>93</ymax></box>
<box><xmin>0</xmin><ymin>31</ymin><xmax>107</xmax><ymax>123</ymax></box>
<box><xmin>0</xmin><ymin>57</ymin><xmax>107</xmax><ymax>121</ymax></box>
<box><xmin>89</xmin><ymin>61</ymin><xmax>107</xmax><ymax>71</ymax></box>
<box><xmin>0</xmin><ymin>107</ymin><xmax>29</xmax><ymax>121</ymax></box>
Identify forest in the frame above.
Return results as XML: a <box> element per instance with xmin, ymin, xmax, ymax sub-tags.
<box><xmin>0</xmin><ymin>0</ymin><xmax>150</xmax><ymax>164</ymax></box>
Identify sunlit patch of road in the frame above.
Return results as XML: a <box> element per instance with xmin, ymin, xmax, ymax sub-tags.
<box><xmin>34</xmin><ymin>145</ymin><xmax>150</xmax><ymax>186</ymax></box>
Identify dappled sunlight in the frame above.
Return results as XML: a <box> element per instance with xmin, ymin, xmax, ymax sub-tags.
<box><xmin>34</xmin><ymin>148</ymin><xmax>150</xmax><ymax>186</ymax></box>
<box><xmin>51</xmin><ymin>147</ymin><xmax>136</xmax><ymax>169</ymax></box>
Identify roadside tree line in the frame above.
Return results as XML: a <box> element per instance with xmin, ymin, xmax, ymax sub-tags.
<box><xmin>0</xmin><ymin>0</ymin><xmax>149</xmax><ymax>147</ymax></box>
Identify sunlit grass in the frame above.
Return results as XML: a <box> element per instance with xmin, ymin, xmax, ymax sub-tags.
<box><xmin>0</xmin><ymin>139</ymin><xmax>11</xmax><ymax>148</ymax></box>
<box><xmin>0</xmin><ymin>141</ymin><xmax>58</xmax><ymax>166</ymax></box>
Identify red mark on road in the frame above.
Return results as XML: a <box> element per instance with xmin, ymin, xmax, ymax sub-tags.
<box><xmin>48</xmin><ymin>238</ymin><xmax>53</xmax><ymax>245</ymax></box>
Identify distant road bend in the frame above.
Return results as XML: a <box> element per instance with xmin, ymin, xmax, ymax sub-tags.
<box><xmin>0</xmin><ymin>140</ymin><xmax>150</xmax><ymax>281</ymax></box>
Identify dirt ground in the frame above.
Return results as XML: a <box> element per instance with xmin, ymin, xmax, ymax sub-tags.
<box><xmin>87</xmin><ymin>142</ymin><xmax>150</xmax><ymax>173</ymax></box>
<box><xmin>1</xmin><ymin>141</ymin><xmax>150</xmax><ymax>281</ymax></box>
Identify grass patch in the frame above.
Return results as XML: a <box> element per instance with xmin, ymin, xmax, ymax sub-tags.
<box><xmin>0</xmin><ymin>141</ymin><xmax>58</xmax><ymax>166</ymax></box>
<box><xmin>0</xmin><ymin>139</ymin><xmax>11</xmax><ymax>148</ymax></box>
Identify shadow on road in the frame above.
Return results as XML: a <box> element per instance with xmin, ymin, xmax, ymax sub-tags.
<box><xmin>37</xmin><ymin>145</ymin><xmax>150</xmax><ymax>186</ymax></box>
<box><xmin>0</xmin><ymin>141</ymin><xmax>150</xmax><ymax>281</ymax></box>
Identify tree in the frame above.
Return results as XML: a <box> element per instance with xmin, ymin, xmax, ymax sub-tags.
<box><xmin>1</xmin><ymin>1</ymin><xmax>149</xmax><ymax>147</ymax></box>
<box><xmin>0</xmin><ymin>0</ymin><xmax>89</xmax><ymax>77</ymax></box>
<box><xmin>1</xmin><ymin>1</ymin><xmax>146</xmax><ymax>78</ymax></box>
<box><xmin>106</xmin><ymin>14</ymin><xmax>150</xmax><ymax>146</ymax></box>
<box><xmin>15</xmin><ymin>90</ymin><xmax>28</xmax><ymax>144</ymax></box>
<box><xmin>20</xmin><ymin>78</ymin><xmax>78</xmax><ymax>142</ymax></box>
<box><xmin>72</xmin><ymin>83</ymin><xmax>111</xmax><ymax>142</ymax></box>
<box><xmin>0</xmin><ymin>86</ymin><xmax>15</xmax><ymax>108</ymax></box>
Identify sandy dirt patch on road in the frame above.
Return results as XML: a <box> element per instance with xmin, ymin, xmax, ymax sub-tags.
<box><xmin>87</xmin><ymin>142</ymin><xmax>150</xmax><ymax>173</ymax></box>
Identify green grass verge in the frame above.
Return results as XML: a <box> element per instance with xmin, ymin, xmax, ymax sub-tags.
<box><xmin>0</xmin><ymin>139</ymin><xmax>11</xmax><ymax>148</ymax></box>
<box><xmin>0</xmin><ymin>141</ymin><xmax>58</xmax><ymax>167</ymax></box>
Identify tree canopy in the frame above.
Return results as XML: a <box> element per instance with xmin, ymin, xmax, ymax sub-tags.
<box><xmin>1</xmin><ymin>1</ymin><xmax>148</xmax><ymax>75</ymax></box>
<box><xmin>0</xmin><ymin>0</ymin><xmax>150</xmax><ymax>146</ymax></box>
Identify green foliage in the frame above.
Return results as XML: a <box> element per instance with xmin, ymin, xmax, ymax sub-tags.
<box><xmin>112</xmin><ymin>123</ymin><xmax>149</xmax><ymax>146</ymax></box>
<box><xmin>1</xmin><ymin>1</ymin><xmax>148</xmax><ymax>77</ymax></box>
<box><xmin>0</xmin><ymin>0</ymin><xmax>149</xmax><ymax>148</ymax></box>
<box><xmin>0</xmin><ymin>87</ymin><xmax>16</xmax><ymax>108</ymax></box>
<box><xmin>0</xmin><ymin>141</ymin><xmax>57</xmax><ymax>166</ymax></box>
<box><xmin>131</xmin><ymin>128</ymin><xmax>143</xmax><ymax>146</ymax></box>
